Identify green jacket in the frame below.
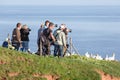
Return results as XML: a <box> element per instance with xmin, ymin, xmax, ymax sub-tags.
<box><xmin>54</xmin><ymin>29</ymin><xmax>66</xmax><ymax>46</ymax></box>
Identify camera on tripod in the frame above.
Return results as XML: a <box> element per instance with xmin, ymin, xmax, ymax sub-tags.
<box><xmin>63</xmin><ymin>28</ymin><xmax>72</xmax><ymax>35</ymax></box>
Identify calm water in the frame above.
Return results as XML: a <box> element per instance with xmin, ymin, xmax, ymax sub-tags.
<box><xmin>0</xmin><ymin>6</ymin><xmax>120</xmax><ymax>60</ymax></box>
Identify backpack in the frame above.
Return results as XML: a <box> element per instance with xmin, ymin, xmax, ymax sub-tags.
<box><xmin>40</xmin><ymin>28</ymin><xmax>51</xmax><ymax>45</ymax></box>
<box><xmin>53</xmin><ymin>30</ymin><xmax>62</xmax><ymax>40</ymax></box>
<box><xmin>2</xmin><ymin>41</ymin><xmax>8</xmax><ymax>48</ymax></box>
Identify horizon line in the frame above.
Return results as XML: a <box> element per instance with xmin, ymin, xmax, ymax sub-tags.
<box><xmin>0</xmin><ymin>4</ymin><xmax>120</xmax><ymax>6</ymax></box>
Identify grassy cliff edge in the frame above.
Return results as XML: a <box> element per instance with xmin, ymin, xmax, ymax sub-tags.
<box><xmin>0</xmin><ymin>47</ymin><xmax>120</xmax><ymax>80</ymax></box>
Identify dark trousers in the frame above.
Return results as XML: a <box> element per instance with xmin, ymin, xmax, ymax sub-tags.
<box><xmin>37</xmin><ymin>39</ymin><xmax>43</xmax><ymax>56</ymax></box>
<box><xmin>43</xmin><ymin>44</ymin><xmax>50</xmax><ymax>56</ymax></box>
<box><xmin>38</xmin><ymin>38</ymin><xmax>51</xmax><ymax>56</ymax></box>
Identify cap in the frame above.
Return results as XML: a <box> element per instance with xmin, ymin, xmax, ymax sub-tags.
<box><xmin>60</xmin><ymin>25</ymin><xmax>65</xmax><ymax>29</ymax></box>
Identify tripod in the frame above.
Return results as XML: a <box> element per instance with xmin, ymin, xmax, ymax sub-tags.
<box><xmin>63</xmin><ymin>37</ymin><xmax>80</xmax><ymax>56</ymax></box>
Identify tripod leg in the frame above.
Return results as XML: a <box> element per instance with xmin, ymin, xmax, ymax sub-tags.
<box><xmin>63</xmin><ymin>48</ymin><xmax>72</xmax><ymax>57</ymax></box>
<box><xmin>63</xmin><ymin>47</ymin><xmax>67</xmax><ymax>57</ymax></box>
<box><xmin>67</xmin><ymin>49</ymin><xmax>72</xmax><ymax>55</ymax></box>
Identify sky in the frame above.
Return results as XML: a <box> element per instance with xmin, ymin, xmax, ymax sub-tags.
<box><xmin>1</xmin><ymin>0</ymin><xmax>120</xmax><ymax>6</ymax></box>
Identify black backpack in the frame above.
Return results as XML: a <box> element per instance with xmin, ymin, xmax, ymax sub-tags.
<box><xmin>40</xmin><ymin>28</ymin><xmax>51</xmax><ymax>45</ymax></box>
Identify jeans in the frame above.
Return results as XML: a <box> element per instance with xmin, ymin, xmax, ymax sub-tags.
<box><xmin>21</xmin><ymin>41</ymin><xmax>29</xmax><ymax>52</ymax></box>
<box><xmin>54</xmin><ymin>44</ymin><xmax>64</xmax><ymax>57</ymax></box>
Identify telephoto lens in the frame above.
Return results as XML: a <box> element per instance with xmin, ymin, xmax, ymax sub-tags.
<box><xmin>55</xmin><ymin>24</ymin><xmax>58</xmax><ymax>27</ymax></box>
<box><xmin>69</xmin><ymin>29</ymin><xmax>72</xmax><ymax>33</ymax></box>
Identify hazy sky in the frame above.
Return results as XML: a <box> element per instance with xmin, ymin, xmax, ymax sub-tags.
<box><xmin>1</xmin><ymin>0</ymin><xmax>120</xmax><ymax>6</ymax></box>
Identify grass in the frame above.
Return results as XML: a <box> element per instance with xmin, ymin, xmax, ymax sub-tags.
<box><xmin>0</xmin><ymin>47</ymin><xmax>120</xmax><ymax>80</ymax></box>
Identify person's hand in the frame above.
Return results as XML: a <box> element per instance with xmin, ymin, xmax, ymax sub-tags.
<box><xmin>19</xmin><ymin>41</ymin><xmax>22</xmax><ymax>48</ymax></box>
<box><xmin>64</xmin><ymin>46</ymin><xmax>67</xmax><ymax>50</ymax></box>
<box><xmin>63</xmin><ymin>46</ymin><xmax>67</xmax><ymax>53</ymax></box>
<box><xmin>53</xmin><ymin>39</ymin><xmax>56</xmax><ymax>42</ymax></box>
<box><xmin>18</xmin><ymin>40</ymin><xmax>22</xmax><ymax>44</ymax></box>
<box><xmin>20</xmin><ymin>44</ymin><xmax>22</xmax><ymax>48</ymax></box>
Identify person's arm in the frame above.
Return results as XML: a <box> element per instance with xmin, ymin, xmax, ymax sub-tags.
<box><xmin>62</xmin><ymin>32</ymin><xmax>67</xmax><ymax>47</ymax></box>
<box><xmin>23</xmin><ymin>29</ymin><xmax>29</xmax><ymax>35</ymax></box>
<box><xmin>24</xmin><ymin>31</ymin><xmax>29</xmax><ymax>35</ymax></box>
<box><xmin>50</xmin><ymin>32</ymin><xmax>56</xmax><ymax>42</ymax></box>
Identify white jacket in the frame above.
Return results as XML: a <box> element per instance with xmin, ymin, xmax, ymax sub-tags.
<box><xmin>54</xmin><ymin>30</ymin><xmax>66</xmax><ymax>46</ymax></box>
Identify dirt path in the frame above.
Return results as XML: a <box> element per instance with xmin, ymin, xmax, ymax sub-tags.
<box><xmin>33</xmin><ymin>73</ymin><xmax>59</xmax><ymax>80</ymax></box>
<box><xmin>97</xmin><ymin>70</ymin><xmax>120</xmax><ymax>80</ymax></box>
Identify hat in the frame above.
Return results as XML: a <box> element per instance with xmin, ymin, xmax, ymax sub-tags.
<box><xmin>60</xmin><ymin>25</ymin><xmax>65</xmax><ymax>29</ymax></box>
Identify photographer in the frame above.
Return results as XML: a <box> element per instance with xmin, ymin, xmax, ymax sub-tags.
<box><xmin>12</xmin><ymin>23</ymin><xmax>22</xmax><ymax>51</ymax></box>
<box><xmin>63</xmin><ymin>27</ymin><xmax>72</xmax><ymax>56</ymax></box>
<box><xmin>20</xmin><ymin>24</ymin><xmax>31</xmax><ymax>52</ymax></box>
<box><xmin>53</xmin><ymin>24</ymin><xmax>67</xmax><ymax>57</ymax></box>
<box><xmin>42</xmin><ymin>22</ymin><xmax>55</xmax><ymax>56</ymax></box>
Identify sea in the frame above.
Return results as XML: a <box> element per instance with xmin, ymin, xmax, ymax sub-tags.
<box><xmin>0</xmin><ymin>5</ymin><xmax>120</xmax><ymax>60</ymax></box>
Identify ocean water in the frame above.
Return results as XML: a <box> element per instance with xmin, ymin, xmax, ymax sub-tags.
<box><xmin>0</xmin><ymin>6</ymin><xmax>120</xmax><ymax>60</ymax></box>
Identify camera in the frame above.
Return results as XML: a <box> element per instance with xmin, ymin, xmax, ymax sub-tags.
<box><xmin>28</xmin><ymin>28</ymin><xmax>31</xmax><ymax>31</ymax></box>
<box><xmin>69</xmin><ymin>29</ymin><xmax>72</xmax><ymax>33</ymax></box>
<box><xmin>55</xmin><ymin>24</ymin><xmax>58</xmax><ymax>27</ymax></box>
<box><xmin>63</xmin><ymin>28</ymin><xmax>72</xmax><ymax>35</ymax></box>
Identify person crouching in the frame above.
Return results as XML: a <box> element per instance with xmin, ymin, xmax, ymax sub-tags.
<box><xmin>53</xmin><ymin>24</ymin><xmax>67</xmax><ymax>57</ymax></box>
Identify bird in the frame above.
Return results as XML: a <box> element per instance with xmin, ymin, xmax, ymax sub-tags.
<box><xmin>108</xmin><ymin>53</ymin><xmax>115</xmax><ymax>61</ymax></box>
<box><xmin>90</xmin><ymin>53</ymin><xmax>96</xmax><ymax>59</ymax></box>
<box><xmin>71</xmin><ymin>51</ymin><xmax>75</xmax><ymax>55</ymax></box>
<box><xmin>95</xmin><ymin>54</ymin><xmax>103</xmax><ymax>60</ymax></box>
<box><xmin>105</xmin><ymin>54</ymin><xmax>109</xmax><ymax>61</ymax></box>
<box><xmin>85</xmin><ymin>52</ymin><xmax>90</xmax><ymax>58</ymax></box>
<box><xmin>66</xmin><ymin>53</ymin><xmax>71</xmax><ymax>56</ymax></box>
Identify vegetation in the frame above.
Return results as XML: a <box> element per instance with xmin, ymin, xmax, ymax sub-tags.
<box><xmin>0</xmin><ymin>47</ymin><xmax>120</xmax><ymax>80</ymax></box>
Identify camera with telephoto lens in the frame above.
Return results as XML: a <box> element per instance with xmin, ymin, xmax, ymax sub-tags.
<box><xmin>28</xmin><ymin>28</ymin><xmax>31</xmax><ymax>31</ymax></box>
<box><xmin>63</xmin><ymin>28</ymin><xmax>72</xmax><ymax>35</ymax></box>
<box><xmin>55</xmin><ymin>24</ymin><xmax>58</xmax><ymax>27</ymax></box>
<box><xmin>69</xmin><ymin>29</ymin><xmax>72</xmax><ymax>33</ymax></box>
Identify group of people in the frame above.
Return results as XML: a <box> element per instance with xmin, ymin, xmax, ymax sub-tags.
<box><xmin>2</xmin><ymin>20</ymin><xmax>71</xmax><ymax>57</ymax></box>
<box><xmin>2</xmin><ymin>23</ymin><xmax>31</xmax><ymax>53</ymax></box>
<box><xmin>12</xmin><ymin>23</ymin><xmax>31</xmax><ymax>52</ymax></box>
<box><xmin>37</xmin><ymin>20</ymin><xmax>69</xmax><ymax>57</ymax></box>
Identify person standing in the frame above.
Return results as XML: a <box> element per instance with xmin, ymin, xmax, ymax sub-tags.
<box><xmin>12</xmin><ymin>23</ymin><xmax>22</xmax><ymax>51</ymax></box>
<box><xmin>53</xmin><ymin>24</ymin><xmax>67</xmax><ymax>57</ymax></box>
<box><xmin>20</xmin><ymin>25</ymin><xmax>31</xmax><ymax>52</ymax></box>
<box><xmin>37</xmin><ymin>24</ymin><xmax>45</xmax><ymax>46</ymax></box>
<box><xmin>42</xmin><ymin>22</ymin><xmax>55</xmax><ymax>56</ymax></box>
<box><xmin>37</xmin><ymin>24</ymin><xmax>44</xmax><ymax>55</ymax></box>
<box><xmin>36</xmin><ymin>20</ymin><xmax>50</xmax><ymax>55</ymax></box>
<box><xmin>37</xmin><ymin>20</ymin><xmax>50</xmax><ymax>48</ymax></box>
<box><xmin>44</xmin><ymin>20</ymin><xmax>50</xmax><ymax>28</ymax></box>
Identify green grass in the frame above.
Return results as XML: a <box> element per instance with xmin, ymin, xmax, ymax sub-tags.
<box><xmin>0</xmin><ymin>47</ymin><xmax>120</xmax><ymax>80</ymax></box>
